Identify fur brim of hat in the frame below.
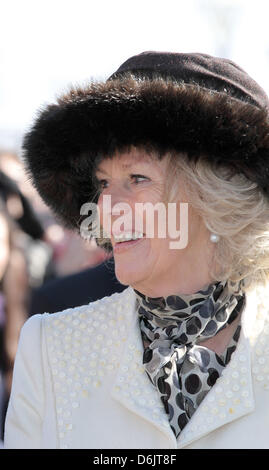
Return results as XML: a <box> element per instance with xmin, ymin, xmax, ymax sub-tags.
<box><xmin>23</xmin><ymin>76</ymin><xmax>269</xmax><ymax>230</ymax></box>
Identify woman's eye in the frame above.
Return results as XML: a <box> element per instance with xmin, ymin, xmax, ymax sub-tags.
<box><xmin>96</xmin><ymin>179</ymin><xmax>108</xmax><ymax>190</ymax></box>
<box><xmin>95</xmin><ymin>174</ymin><xmax>149</xmax><ymax>190</ymax></box>
<box><xmin>131</xmin><ymin>174</ymin><xmax>149</xmax><ymax>184</ymax></box>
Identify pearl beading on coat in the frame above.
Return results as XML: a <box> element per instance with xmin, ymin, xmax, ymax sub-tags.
<box><xmin>177</xmin><ymin>339</ymin><xmax>254</xmax><ymax>446</ymax></box>
<box><xmin>250</xmin><ymin>287</ymin><xmax>269</xmax><ymax>390</ymax></box>
<box><xmin>177</xmin><ymin>287</ymin><xmax>269</xmax><ymax>447</ymax></box>
<box><xmin>43</xmin><ymin>284</ymin><xmax>269</xmax><ymax>449</ymax></box>
<box><xmin>111</xmin><ymin>341</ymin><xmax>168</xmax><ymax>432</ymax></box>
<box><xmin>44</xmin><ymin>289</ymin><xmax>134</xmax><ymax>449</ymax></box>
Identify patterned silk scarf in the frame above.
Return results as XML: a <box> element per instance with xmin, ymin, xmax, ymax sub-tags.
<box><xmin>135</xmin><ymin>280</ymin><xmax>245</xmax><ymax>438</ymax></box>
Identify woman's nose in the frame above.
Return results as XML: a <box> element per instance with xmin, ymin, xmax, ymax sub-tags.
<box><xmin>98</xmin><ymin>184</ymin><xmax>132</xmax><ymax>213</ymax></box>
<box><xmin>98</xmin><ymin>185</ymin><xmax>134</xmax><ymax>235</ymax></box>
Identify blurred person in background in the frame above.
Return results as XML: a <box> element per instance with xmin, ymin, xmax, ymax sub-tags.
<box><xmin>0</xmin><ymin>152</ymin><xmax>54</xmax><ymax>441</ymax></box>
<box><xmin>0</xmin><ymin>152</ymin><xmax>55</xmax><ymax>286</ymax></box>
<box><xmin>0</xmin><ymin>199</ymin><xmax>29</xmax><ymax>442</ymax></box>
<box><xmin>29</xmin><ymin>255</ymin><xmax>126</xmax><ymax>315</ymax></box>
<box><xmin>0</xmin><ymin>202</ymin><xmax>11</xmax><ymax>445</ymax></box>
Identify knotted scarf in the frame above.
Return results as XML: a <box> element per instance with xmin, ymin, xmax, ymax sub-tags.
<box><xmin>135</xmin><ymin>280</ymin><xmax>245</xmax><ymax>438</ymax></box>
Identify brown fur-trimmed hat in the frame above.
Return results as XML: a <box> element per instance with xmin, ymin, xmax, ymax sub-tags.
<box><xmin>23</xmin><ymin>51</ymin><xmax>269</xmax><ymax>230</ymax></box>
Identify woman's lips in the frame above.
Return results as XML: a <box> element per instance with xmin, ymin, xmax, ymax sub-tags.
<box><xmin>113</xmin><ymin>237</ymin><xmax>145</xmax><ymax>253</ymax></box>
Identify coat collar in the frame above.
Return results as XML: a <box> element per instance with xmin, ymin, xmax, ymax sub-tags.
<box><xmin>111</xmin><ymin>286</ymin><xmax>259</xmax><ymax>448</ymax></box>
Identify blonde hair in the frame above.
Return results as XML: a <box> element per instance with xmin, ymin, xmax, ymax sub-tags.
<box><xmin>165</xmin><ymin>152</ymin><xmax>269</xmax><ymax>292</ymax></box>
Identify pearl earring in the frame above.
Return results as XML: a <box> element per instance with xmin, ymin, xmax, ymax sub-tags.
<box><xmin>210</xmin><ymin>233</ymin><xmax>220</xmax><ymax>243</ymax></box>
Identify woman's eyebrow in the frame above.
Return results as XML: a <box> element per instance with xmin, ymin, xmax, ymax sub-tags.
<box><xmin>95</xmin><ymin>167</ymin><xmax>108</xmax><ymax>176</ymax></box>
<box><xmin>95</xmin><ymin>163</ymin><xmax>133</xmax><ymax>176</ymax></box>
<box><xmin>96</xmin><ymin>160</ymin><xmax>152</xmax><ymax>173</ymax></box>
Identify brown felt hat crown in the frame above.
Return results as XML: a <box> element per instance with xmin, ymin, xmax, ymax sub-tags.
<box><xmin>23</xmin><ymin>51</ymin><xmax>269</xmax><ymax>230</ymax></box>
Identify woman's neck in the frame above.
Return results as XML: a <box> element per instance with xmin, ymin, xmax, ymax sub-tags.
<box><xmin>132</xmin><ymin>274</ymin><xmax>215</xmax><ymax>298</ymax></box>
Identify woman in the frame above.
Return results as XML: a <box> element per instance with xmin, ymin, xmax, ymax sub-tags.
<box><xmin>4</xmin><ymin>52</ymin><xmax>269</xmax><ymax>449</ymax></box>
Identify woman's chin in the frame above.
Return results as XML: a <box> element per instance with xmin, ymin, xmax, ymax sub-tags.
<box><xmin>114</xmin><ymin>260</ymin><xmax>147</xmax><ymax>287</ymax></box>
<box><xmin>112</xmin><ymin>238</ymin><xmax>150</xmax><ymax>286</ymax></box>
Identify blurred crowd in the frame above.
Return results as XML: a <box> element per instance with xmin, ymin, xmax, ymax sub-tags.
<box><xmin>0</xmin><ymin>149</ymin><xmax>110</xmax><ymax>443</ymax></box>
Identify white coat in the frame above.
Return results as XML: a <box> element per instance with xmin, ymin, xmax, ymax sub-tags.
<box><xmin>4</xmin><ymin>284</ymin><xmax>269</xmax><ymax>449</ymax></box>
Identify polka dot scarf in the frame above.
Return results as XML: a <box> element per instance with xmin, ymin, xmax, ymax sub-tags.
<box><xmin>135</xmin><ymin>280</ymin><xmax>245</xmax><ymax>438</ymax></box>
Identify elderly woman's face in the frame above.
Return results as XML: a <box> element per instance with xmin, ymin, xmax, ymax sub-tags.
<box><xmin>96</xmin><ymin>149</ymin><xmax>214</xmax><ymax>296</ymax></box>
